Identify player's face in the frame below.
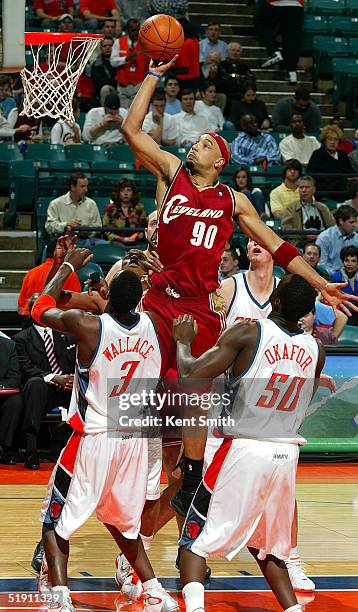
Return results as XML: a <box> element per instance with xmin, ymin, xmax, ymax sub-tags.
<box><xmin>121</xmin><ymin>250</ymin><xmax>147</xmax><ymax>278</ymax></box>
<box><xmin>145</xmin><ymin>211</ymin><xmax>158</xmax><ymax>248</ymax></box>
<box><xmin>247</xmin><ymin>240</ymin><xmax>272</xmax><ymax>266</ymax></box>
<box><xmin>187</xmin><ymin>134</ymin><xmax>226</xmax><ymax>172</ymax></box>
<box><xmin>303</xmin><ymin>245</ymin><xmax>320</xmax><ymax>267</ymax></box>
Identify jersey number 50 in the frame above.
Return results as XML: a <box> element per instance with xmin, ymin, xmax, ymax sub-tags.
<box><xmin>190</xmin><ymin>221</ymin><xmax>218</xmax><ymax>249</ymax></box>
<box><xmin>256</xmin><ymin>372</ymin><xmax>306</xmax><ymax>412</ymax></box>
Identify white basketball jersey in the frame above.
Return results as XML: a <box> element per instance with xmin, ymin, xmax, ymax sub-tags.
<box><xmin>68</xmin><ymin>312</ymin><xmax>161</xmax><ymax>434</ymax></box>
<box><xmin>223</xmin><ymin>318</ymin><xmax>319</xmax><ymax>443</ymax></box>
<box><xmin>226</xmin><ymin>272</ymin><xmax>280</xmax><ymax>327</ymax></box>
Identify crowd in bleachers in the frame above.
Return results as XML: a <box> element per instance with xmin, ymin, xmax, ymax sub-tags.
<box><xmin>1</xmin><ymin>0</ymin><xmax>358</xmax><ymax>465</ymax></box>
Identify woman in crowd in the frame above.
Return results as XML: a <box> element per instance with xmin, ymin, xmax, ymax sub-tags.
<box><xmin>233</xmin><ymin>166</ymin><xmax>266</xmax><ymax>215</ymax></box>
<box><xmin>103</xmin><ymin>178</ymin><xmax>148</xmax><ymax>245</ymax></box>
<box><xmin>307</xmin><ymin>124</ymin><xmax>353</xmax><ymax>197</ymax></box>
<box><xmin>230</xmin><ymin>82</ymin><xmax>270</xmax><ymax>131</ymax></box>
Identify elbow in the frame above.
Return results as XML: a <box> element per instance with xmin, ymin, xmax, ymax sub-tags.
<box><xmin>121</xmin><ymin>117</ymin><xmax>139</xmax><ymax>139</ymax></box>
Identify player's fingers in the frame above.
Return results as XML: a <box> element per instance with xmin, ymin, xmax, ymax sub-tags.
<box><xmin>345</xmin><ymin>300</ymin><xmax>358</xmax><ymax>312</ymax></box>
<box><xmin>82</xmin><ymin>254</ymin><xmax>94</xmax><ymax>268</ymax></box>
<box><xmin>339</xmin><ymin>303</ymin><xmax>352</xmax><ymax>317</ymax></box>
<box><xmin>194</xmin><ymin>320</ymin><xmax>198</xmax><ymax>335</ymax></box>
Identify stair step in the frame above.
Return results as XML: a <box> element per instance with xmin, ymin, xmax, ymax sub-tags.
<box><xmin>0</xmin><ymin>233</ymin><xmax>37</xmax><ymax>249</ymax></box>
<box><xmin>0</xmin><ymin>294</ymin><xmax>20</xmax><ymax>310</ymax></box>
<box><xmin>241</xmin><ymin>47</ymin><xmax>266</xmax><ymax>58</ymax></box>
<box><xmin>189</xmin><ymin>3</ymin><xmax>252</xmax><ymax>14</ymax></box>
<box><xmin>0</xmin><ymin>270</ymin><xmax>27</xmax><ymax>291</ymax></box>
<box><xmin>265</xmin><ymin>102</ymin><xmax>333</xmax><ymax>115</ymax></box>
<box><xmin>0</xmin><ymin>250</ymin><xmax>35</xmax><ymax>269</ymax></box>
<box><xmin>252</xmin><ymin>68</ymin><xmax>308</xmax><ymax>80</ymax></box>
<box><xmin>256</xmin><ymin>80</ymin><xmax>314</xmax><ymax>91</ymax></box>
<box><xmin>190</xmin><ymin>13</ymin><xmax>253</xmax><ymax>25</ymax></box>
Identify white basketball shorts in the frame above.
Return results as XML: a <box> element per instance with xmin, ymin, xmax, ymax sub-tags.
<box><xmin>146</xmin><ymin>437</ymin><xmax>162</xmax><ymax>501</ymax></box>
<box><xmin>41</xmin><ymin>431</ymin><xmax>148</xmax><ymax>541</ymax></box>
<box><xmin>180</xmin><ymin>437</ymin><xmax>299</xmax><ymax>561</ymax></box>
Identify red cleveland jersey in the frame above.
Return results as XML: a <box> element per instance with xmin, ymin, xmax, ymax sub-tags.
<box><xmin>151</xmin><ymin>164</ymin><xmax>234</xmax><ymax>297</ymax></box>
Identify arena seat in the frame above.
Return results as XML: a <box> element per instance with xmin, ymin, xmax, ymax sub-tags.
<box><xmin>94</xmin><ymin>197</ymin><xmax>110</xmax><ymax>216</ymax></box>
<box><xmin>141</xmin><ymin>197</ymin><xmax>156</xmax><ymax>214</ymax></box>
<box><xmin>108</xmin><ymin>146</ymin><xmax>136</xmax><ymax>168</ymax></box>
<box><xmin>302</xmin><ymin>15</ymin><xmax>329</xmax><ymax>52</ymax></box>
<box><xmin>91</xmin><ymin>243</ymin><xmax>126</xmax><ymax>268</ymax></box>
<box><xmin>220</xmin><ymin>130</ymin><xmax>237</xmax><ymax>143</ymax></box>
<box><xmin>76</xmin><ymin>261</ymin><xmax>104</xmax><ymax>289</ymax></box>
<box><xmin>313</xmin><ymin>36</ymin><xmax>350</xmax><ymax>80</ymax></box>
<box><xmin>338</xmin><ymin>324</ymin><xmax>358</xmax><ymax>345</ymax></box>
<box><xmin>8</xmin><ymin>160</ymin><xmax>51</xmax><ymax>214</ymax></box>
<box><xmin>35</xmin><ymin>196</ymin><xmax>53</xmax><ymax>255</ymax></box>
<box><xmin>308</xmin><ymin>0</ymin><xmax>347</xmax><ymax>15</ymax></box>
<box><xmin>349</xmin><ymin>38</ymin><xmax>358</xmax><ymax>56</ymax></box>
<box><xmin>25</xmin><ymin>143</ymin><xmax>66</xmax><ymax>162</ymax></box>
<box><xmin>332</xmin><ymin>58</ymin><xmax>358</xmax><ymax>104</ymax></box>
<box><xmin>0</xmin><ymin>142</ymin><xmax>23</xmax><ymax>164</ymax></box>
<box><xmin>347</xmin><ymin>0</ymin><xmax>358</xmax><ymax>14</ymax></box>
<box><xmin>65</xmin><ymin>144</ymin><xmax>108</xmax><ymax>162</ymax></box>
<box><xmin>329</xmin><ymin>15</ymin><xmax>358</xmax><ymax>35</ymax></box>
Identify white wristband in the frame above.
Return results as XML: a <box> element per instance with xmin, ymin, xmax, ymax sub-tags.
<box><xmin>62</xmin><ymin>261</ymin><xmax>75</xmax><ymax>273</ymax></box>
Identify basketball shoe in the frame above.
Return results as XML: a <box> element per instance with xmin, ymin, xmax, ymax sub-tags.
<box><xmin>38</xmin><ymin>557</ymin><xmax>51</xmax><ymax>594</ymax></box>
<box><xmin>51</xmin><ymin>586</ymin><xmax>75</xmax><ymax>612</ymax></box>
<box><xmin>114</xmin><ymin>554</ymin><xmax>143</xmax><ymax>600</ymax></box>
<box><xmin>143</xmin><ymin>581</ymin><xmax>179</xmax><ymax>611</ymax></box>
<box><xmin>286</xmin><ymin>556</ymin><xmax>315</xmax><ymax>591</ymax></box>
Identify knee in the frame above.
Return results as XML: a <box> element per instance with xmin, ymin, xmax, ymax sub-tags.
<box><xmin>23</xmin><ymin>376</ymin><xmax>47</xmax><ymax>393</ymax></box>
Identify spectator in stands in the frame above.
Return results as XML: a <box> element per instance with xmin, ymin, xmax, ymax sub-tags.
<box><xmin>11</xmin><ymin>103</ymin><xmax>42</xmax><ymax>143</ymax></box>
<box><xmin>331</xmin><ymin>246</ymin><xmax>358</xmax><ymax>325</ymax></box>
<box><xmin>257</xmin><ymin>0</ymin><xmax>304</xmax><ymax>84</ymax></box>
<box><xmin>101</xmin><ymin>18</ymin><xmax>116</xmax><ymax>37</ymax></box>
<box><xmin>79</xmin><ymin>0</ymin><xmax>120</xmax><ymax>33</ymax></box>
<box><xmin>281</xmin><ymin>175</ymin><xmax>335</xmax><ymax>245</ymax></box>
<box><xmin>174</xmin><ymin>88</ymin><xmax>212</xmax><ymax>146</ymax></box>
<box><xmin>150</xmin><ymin>0</ymin><xmax>188</xmax><ymax>20</ymax></box>
<box><xmin>299</xmin><ymin>306</ymin><xmax>339</xmax><ymax>345</ymax></box>
<box><xmin>0</xmin><ymin>76</ymin><xmax>16</xmax><ymax>119</ymax></box>
<box><xmin>143</xmin><ymin>89</ymin><xmax>177</xmax><ymax>146</ymax></box>
<box><xmin>200</xmin><ymin>22</ymin><xmax>228</xmax><ymax>67</ymax></box>
<box><xmin>195</xmin><ymin>81</ymin><xmax>225</xmax><ymax>132</ymax></box>
<box><xmin>272</xmin><ymin>87</ymin><xmax>321</xmax><ymax>133</ymax></box>
<box><xmin>45</xmin><ymin>173</ymin><xmax>103</xmax><ymax>246</ymax></box>
<box><xmin>0</xmin><ymin>336</ymin><xmax>23</xmax><ymax>465</ymax></box>
<box><xmin>57</xmin><ymin>12</ymin><xmax>75</xmax><ymax>34</ymax></box>
<box><xmin>18</xmin><ymin>238</ymin><xmax>81</xmax><ymax>317</ymax></box>
<box><xmin>230</xmin><ymin>82</ymin><xmax>270</xmax><ymax>131</ymax></box>
<box><xmin>218</xmin><ymin>41</ymin><xmax>255</xmax><ymax>105</ymax></box>
<box><xmin>82</xmin><ymin>92</ymin><xmax>127</xmax><ymax>145</ymax></box>
<box><xmin>91</xmin><ymin>37</ymin><xmax>117</xmax><ymax>106</ymax></box>
<box><xmin>338</xmin><ymin>177</ymin><xmax>358</xmax><ymax>211</ymax></box>
<box><xmin>233</xmin><ymin>166</ymin><xmax>266</xmax><ymax>215</ymax></box>
<box><xmin>302</xmin><ymin>241</ymin><xmax>321</xmax><ymax>269</ymax></box>
<box><xmin>174</xmin><ymin>18</ymin><xmax>200</xmax><ymax>92</ymax></box>
<box><xmin>164</xmin><ymin>75</ymin><xmax>181</xmax><ymax>115</ymax></box>
<box><xmin>269</xmin><ymin>159</ymin><xmax>302</xmax><ymax>219</ymax></box>
<box><xmin>33</xmin><ymin>0</ymin><xmax>80</xmax><ymax>29</ymax></box>
<box><xmin>307</xmin><ymin>125</ymin><xmax>354</xmax><ymax>197</ymax></box>
<box><xmin>219</xmin><ymin>248</ymin><xmax>240</xmax><ymax>279</ymax></box>
<box><xmin>329</xmin><ymin>116</ymin><xmax>354</xmax><ymax>155</ymax></box>
<box><xmin>231</xmin><ymin>113</ymin><xmax>281</xmax><ymax>167</ymax></box>
<box><xmin>51</xmin><ymin>98</ymin><xmax>81</xmax><ymax>144</ymax></box>
<box><xmin>110</xmin><ymin>18</ymin><xmax>149</xmax><ymax>109</ymax></box>
<box><xmin>279</xmin><ymin>113</ymin><xmax>320</xmax><ymax>166</ymax></box>
<box><xmin>14</xmin><ymin>300</ymin><xmax>76</xmax><ymax>470</ymax></box>
<box><xmin>103</xmin><ymin>179</ymin><xmax>147</xmax><ymax>245</ymax></box>
<box><xmin>316</xmin><ymin>205</ymin><xmax>358</xmax><ymax>275</ymax></box>
<box><xmin>0</xmin><ymin>108</ymin><xmax>32</xmax><ymax>142</ymax></box>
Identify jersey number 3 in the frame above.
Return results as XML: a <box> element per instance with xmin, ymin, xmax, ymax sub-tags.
<box><xmin>256</xmin><ymin>372</ymin><xmax>306</xmax><ymax>412</ymax></box>
<box><xmin>109</xmin><ymin>360</ymin><xmax>140</xmax><ymax>397</ymax></box>
<box><xmin>190</xmin><ymin>221</ymin><xmax>218</xmax><ymax>249</ymax></box>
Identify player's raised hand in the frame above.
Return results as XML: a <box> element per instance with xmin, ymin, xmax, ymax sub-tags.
<box><xmin>321</xmin><ymin>282</ymin><xmax>358</xmax><ymax>317</ymax></box>
<box><xmin>173</xmin><ymin>314</ymin><xmax>198</xmax><ymax>344</ymax></box>
<box><xmin>85</xmin><ymin>274</ymin><xmax>109</xmax><ymax>301</ymax></box>
<box><xmin>64</xmin><ymin>247</ymin><xmax>93</xmax><ymax>271</ymax></box>
<box><xmin>53</xmin><ymin>232</ymin><xmax>77</xmax><ymax>265</ymax></box>
<box><xmin>144</xmin><ymin>250</ymin><xmax>164</xmax><ymax>273</ymax></box>
<box><xmin>149</xmin><ymin>56</ymin><xmax>179</xmax><ymax>76</ymax></box>
<box><xmin>318</xmin><ymin>373</ymin><xmax>337</xmax><ymax>393</ymax></box>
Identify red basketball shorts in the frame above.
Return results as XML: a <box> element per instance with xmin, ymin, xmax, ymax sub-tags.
<box><xmin>142</xmin><ymin>288</ymin><xmax>226</xmax><ymax>377</ymax></box>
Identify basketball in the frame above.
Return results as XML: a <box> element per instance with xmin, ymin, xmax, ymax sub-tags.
<box><xmin>138</xmin><ymin>14</ymin><xmax>184</xmax><ymax>63</ymax></box>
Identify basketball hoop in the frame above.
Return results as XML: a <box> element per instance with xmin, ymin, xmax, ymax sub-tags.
<box><xmin>21</xmin><ymin>32</ymin><xmax>103</xmax><ymax>123</ymax></box>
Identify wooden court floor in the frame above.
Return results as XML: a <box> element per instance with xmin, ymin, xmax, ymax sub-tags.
<box><xmin>0</xmin><ymin>462</ymin><xmax>357</xmax><ymax>611</ymax></box>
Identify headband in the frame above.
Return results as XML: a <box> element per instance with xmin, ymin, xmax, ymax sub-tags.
<box><xmin>208</xmin><ymin>132</ymin><xmax>230</xmax><ymax>167</ymax></box>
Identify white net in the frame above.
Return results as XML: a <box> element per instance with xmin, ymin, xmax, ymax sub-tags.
<box><xmin>20</xmin><ymin>35</ymin><xmax>101</xmax><ymax>123</ymax></box>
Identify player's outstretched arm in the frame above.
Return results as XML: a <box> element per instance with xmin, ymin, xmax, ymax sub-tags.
<box><xmin>234</xmin><ymin>191</ymin><xmax>358</xmax><ymax>316</ymax></box>
<box><xmin>122</xmin><ymin>59</ymin><xmax>180</xmax><ymax>180</ymax></box>
<box><xmin>173</xmin><ymin>315</ymin><xmax>255</xmax><ymax>379</ymax></box>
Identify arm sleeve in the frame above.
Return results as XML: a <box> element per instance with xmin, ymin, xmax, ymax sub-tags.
<box><xmin>50</xmin><ymin>123</ymin><xmax>62</xmax><ymax>145</ymax></box>
<box><xmin>279</xmin><ymin>138</ymin><xmax>293</xmax><ymax>162</ymax></box>
<box><xmin>82</xmin><ymin>109</ymin><xmax>97</xmax><ymax>143</ymax></box>
<box><xmin>90</xmin><ymin>202</ymin><xmax>102</xmax><ymax>227</ymax></box>
<box><xmin>269</xmin><ymin>187</ymin><xmax>282</xmax><ymax>215</ymax></box>
<box><xmin>45</xmin><ymin>200</ymin><xmax>67</xmax><ymax>235</ymax></box>
<box><xmin>264</xmin><ymin>136</ymin><xmax>281</xmax><ymax>164</ymax></box>
<box><xmin>0</xmin><ymin>114</ymin><xmax>15</xmax><ymax>138</ymax></box>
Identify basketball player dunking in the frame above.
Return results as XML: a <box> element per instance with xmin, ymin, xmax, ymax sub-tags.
<box><xmin>30</xmin><ymin>247</ymin><xmax>179</xmax><ymax>612</ymax></box>
<box><xmin>173</xmin><ymin>275</ymin><xmax>325</xmax><ymax>612</ymax></box>
<box><xmin>121</xmin><ymin>55</ymin><xmax>358</xmax><ymax>516</ymax></box>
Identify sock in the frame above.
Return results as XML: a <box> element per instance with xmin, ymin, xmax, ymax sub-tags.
<box><xmin>143</xmin><ymin>578</ymin><xmax>160</xmax><ymax>592</ymax></box>
<box><xmin>140</xmin><ymin>533</ymin><xmax>154</xmax><ymax>551</ymax></box>
<box><xmin>285</xmin><ymin>605</ymin><xmax>302</xmax><ymax>612</ymax></box>
<box><xmin>182</xmin><ymin>582</ymin><xmax>205</xmax><ymax>612</ymax></box>
<box><xmin>182</xmin><ymin>458</ymin><xmax>204</xmax><ymax>494</ymax></box>
<box><xmin>289</xmin><ymin>547</ymin><xmax>299</xmax><ymax>559</ymax></box>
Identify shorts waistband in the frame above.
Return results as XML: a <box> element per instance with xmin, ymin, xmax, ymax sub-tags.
<box><xmin>146</xmin><ymin>288</ymin><xmax>214</xmax><ymax>305</ymax></box>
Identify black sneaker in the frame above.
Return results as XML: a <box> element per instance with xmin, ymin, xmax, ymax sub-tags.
<box><xmin>170</xmin><ymin>489</ymin><xmax>194</xmax><ymax>517</ymax></box>
<box><xmin>175</xmin><ymin>548</ymin><xmax>212</xmax><ymax>581</ymax></box>
<box><xmin>25</xmin><ymin>452</ymin><xmax>40</xmax><ymax>470</ymax></box>
<box><xmin>31</xmin><ymin>540</ymin><xmax>44</xmax><ymax>574</ymax></box>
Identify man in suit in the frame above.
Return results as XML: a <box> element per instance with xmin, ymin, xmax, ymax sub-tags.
<box><xmin>14</xmin><ymin>294</ymin><xmax>76</xmax><ymax>470</ymax></box>
<box><xmin>0</xmin><ymin>336</ymin><xmax>23</xmax><ymax>464</ymax></box>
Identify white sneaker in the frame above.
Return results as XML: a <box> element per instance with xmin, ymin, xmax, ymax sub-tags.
<box><xmin>286</xmin><ymin>558</ymin><xmax>315</xmax><ymax>591</ymax></box>
<box><xmin>143</xmin><ymin>584</ymin><xmax>179</xmax><ymax>612</ymax></box>
<box><xmin>287</xmin><ymin>71</ymin><xmax>298</xmax><ymax>84</ymax></box>
<box><xmin>50</xmin><ymin>586</ymin><xmax>75</xmax><ymax>612</ymax></box>
<box><xmin>121</xmin><ymin>572</ymin><xmax>143</xmax><ymax>600</ymax></box>
<box><xmin>114</xmin><ymin>554</ymin><xmax>133</xmax><ymax>588</ymax></box>
<box><xmin>261</xmin><ymin>50</ymin><xmax>283</xmax><ymax>68</ymax></box>
<box><xmin>38</xmin><ymin>557</ymin><xmax>52</xmax><ymax>594</ymax></box>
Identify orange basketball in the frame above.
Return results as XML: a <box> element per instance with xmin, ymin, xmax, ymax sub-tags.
<box><xmin>138</xmin><ymin>14</ymin><xmax>184</xmax><ymax>63</ymax></box>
